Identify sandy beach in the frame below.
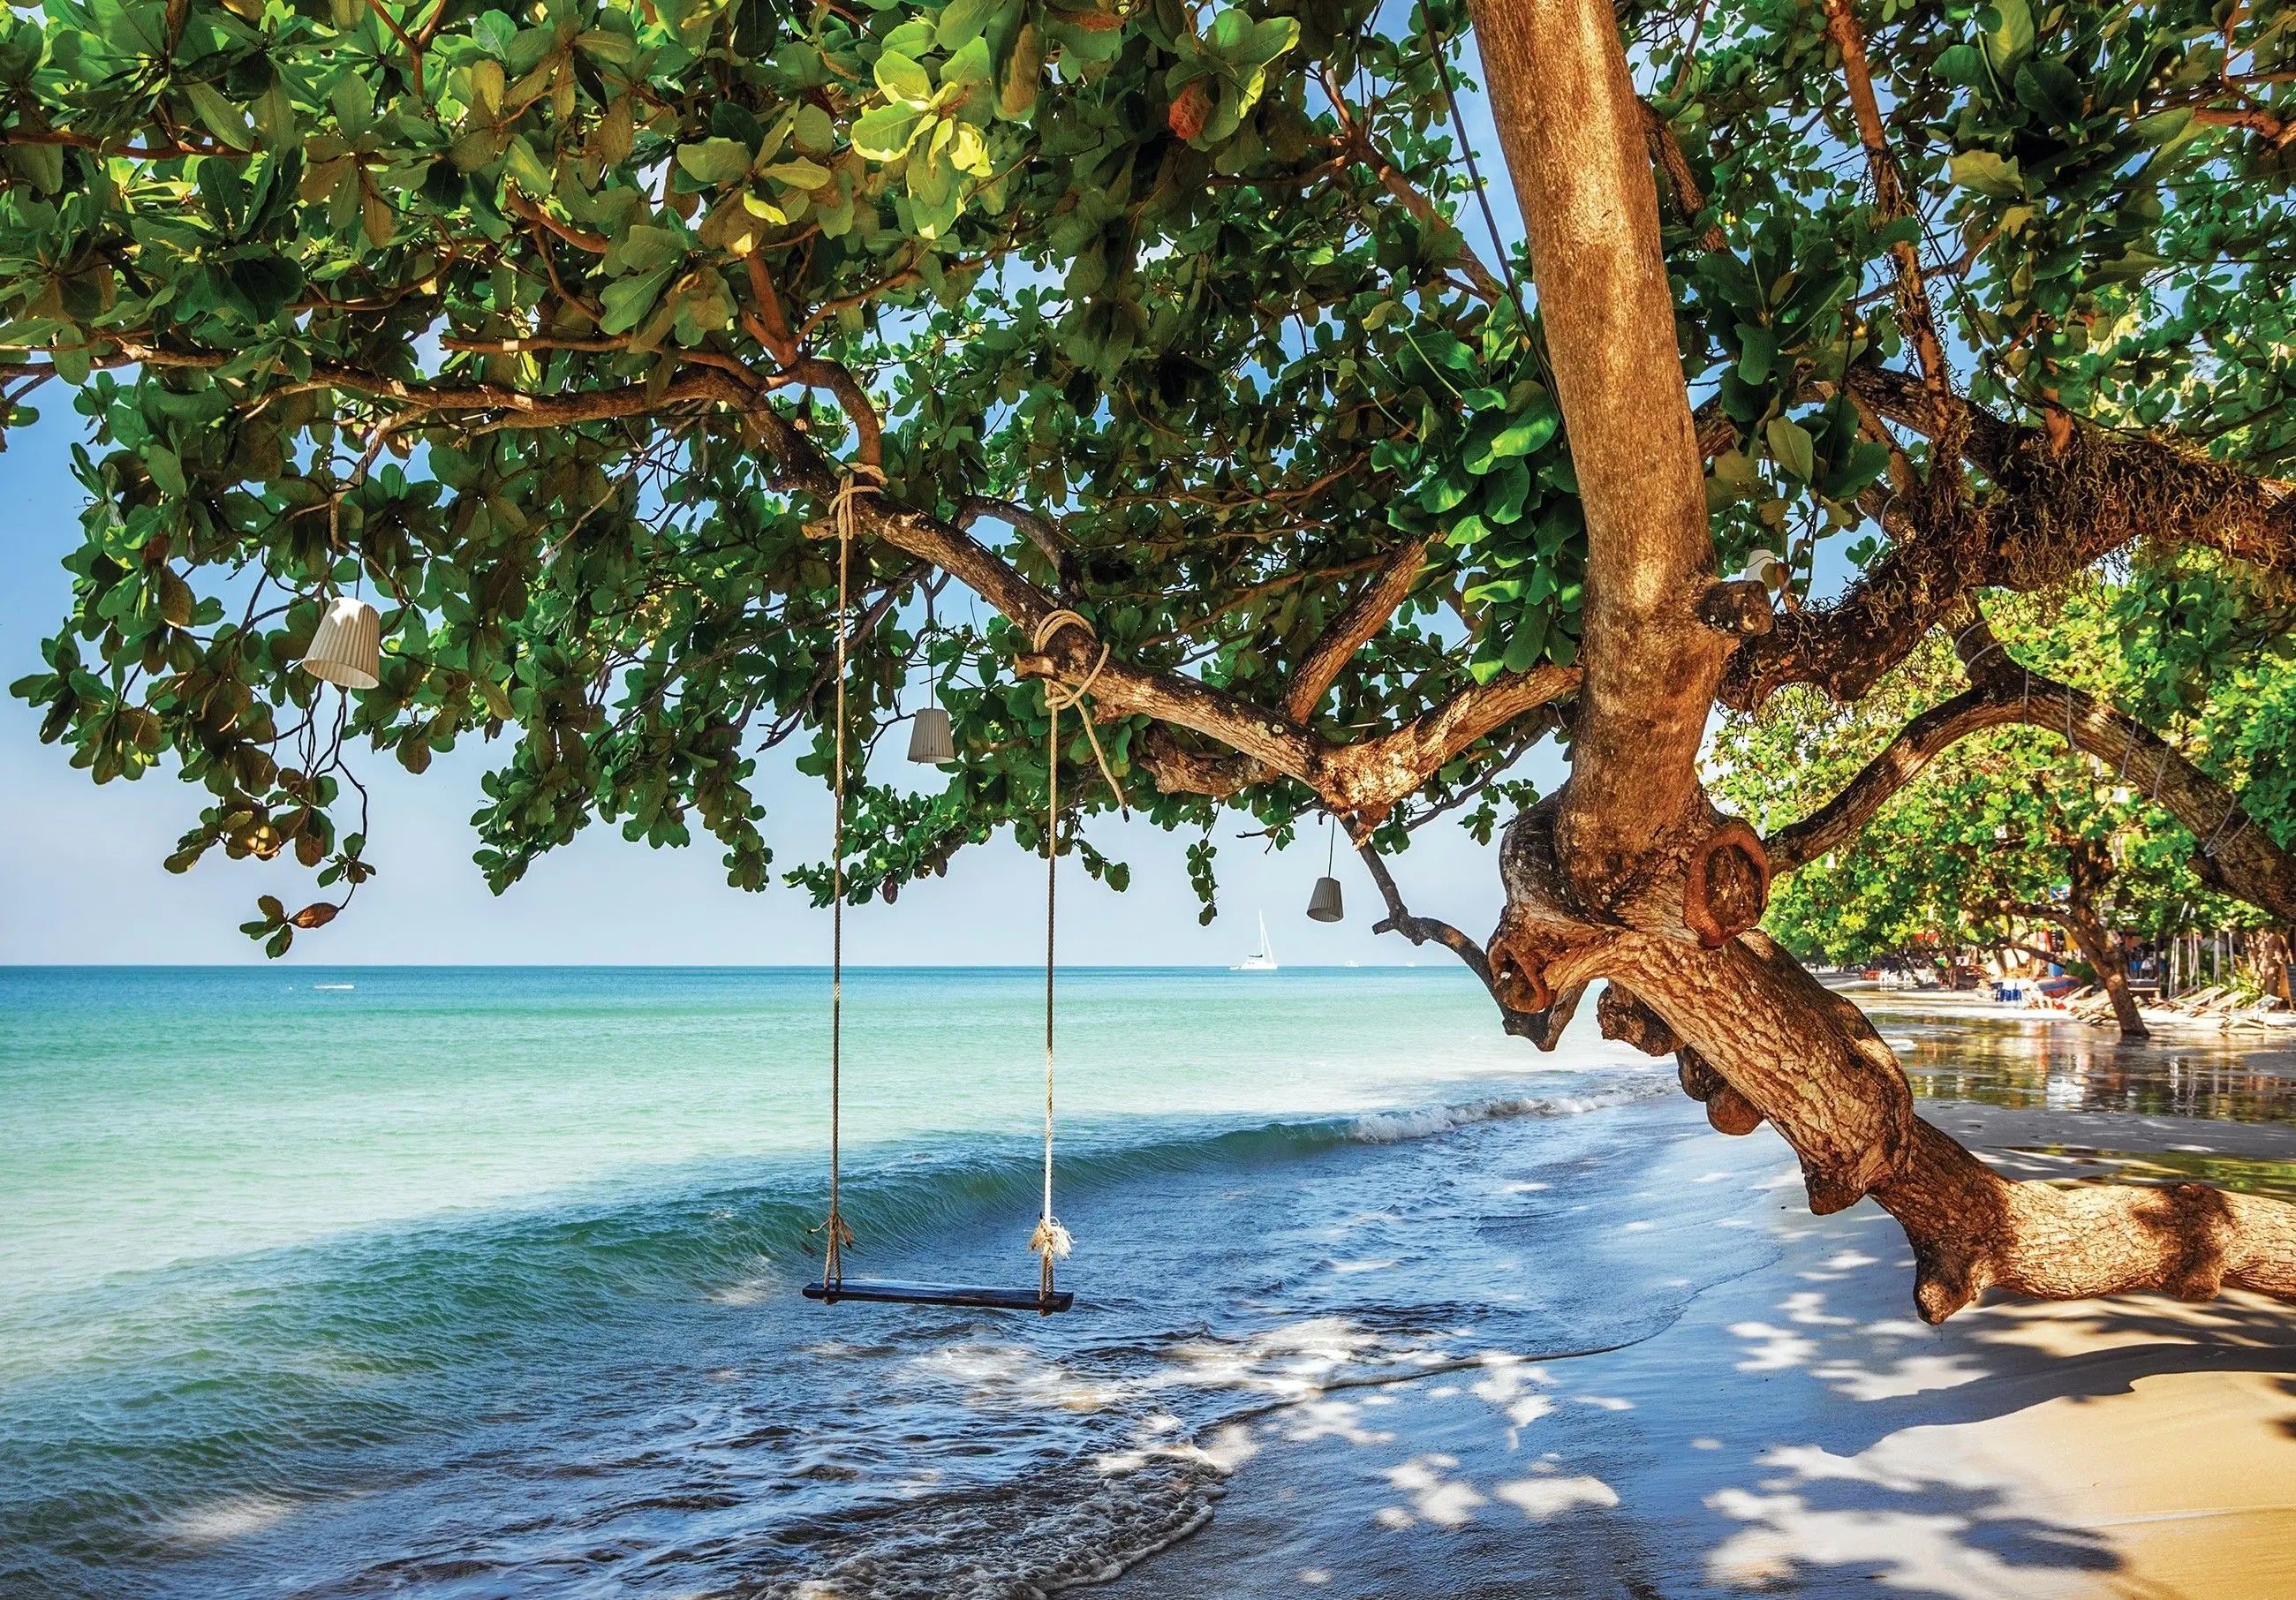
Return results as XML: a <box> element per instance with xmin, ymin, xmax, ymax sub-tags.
<box><xmin>1110</xmin><ymin>1004</ymin><xmax>2296</xmax><ymax>1600</ymax></box>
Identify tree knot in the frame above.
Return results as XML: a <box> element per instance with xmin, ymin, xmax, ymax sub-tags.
<box><xmin>1683</xmin><ymin>820</ymin><xmax>1771</xmax><ymax>947</ymax></box>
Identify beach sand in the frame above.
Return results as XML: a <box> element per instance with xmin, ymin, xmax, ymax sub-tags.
<box><xmin>1108</xmin><ymin>1065</ymin><xmax>2296</xmax><ymax>1598</ymax></box>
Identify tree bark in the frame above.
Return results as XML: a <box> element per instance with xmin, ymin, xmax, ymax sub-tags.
<box><xmin>2062</xmin><ymin>902</ymin><xmax>2150</xmax><ymax>1043</ymax></box>
<box><xmin>1555</xmin><ymin>915</ymin><xmax>2296</xmax><ymax>1319</ymax></box>
<box><xmin>1469</xmin><ymin>0</ymin><xmax>1723</xmax><ymax>911</ymax></box>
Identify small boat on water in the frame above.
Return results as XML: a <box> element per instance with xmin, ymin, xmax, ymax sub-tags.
<box><xmin>1232</xmin><ymin>913</ymin><xmax>1278</xmax><ymax>971</ymax></box>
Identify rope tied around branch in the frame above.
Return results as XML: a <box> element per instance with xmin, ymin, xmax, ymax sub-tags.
<box><xmin>1031</xmin><ymin>609</ymin><xmax>1128</xmax><ymax>818</ymax></box>
<box><xmin>814</xmin><ymin>464</ymin><xmax>884</xmax><ymax>1287</ymax></box>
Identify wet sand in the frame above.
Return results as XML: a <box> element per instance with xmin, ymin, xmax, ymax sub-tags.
<box><xmin>1107</xmin><ymin>1001</ymin><xmax>2296</xmax><ymax>1599</ymax></box>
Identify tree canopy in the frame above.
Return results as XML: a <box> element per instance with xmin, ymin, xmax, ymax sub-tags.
<box><xmin>1716</xmin><ymin>574</ymin><xmax>2295</xmax><ymax>973</ymax></box>
<box><xmin>6</xmin><ymin>0</ymin><xmax>2295</xmax><ymax>951</ymax></box>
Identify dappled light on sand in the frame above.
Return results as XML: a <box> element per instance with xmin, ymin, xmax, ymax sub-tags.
<box><xmin>1112</xmin><ymin>1100</ymin><xmax>2296</xmax><ymax>1600</ymax></box>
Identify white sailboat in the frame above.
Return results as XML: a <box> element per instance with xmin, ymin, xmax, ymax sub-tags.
<box><xmin>1232</xmin><ymin>911</ymin><xmax>1279</xmax><ymax>971</ymax></box>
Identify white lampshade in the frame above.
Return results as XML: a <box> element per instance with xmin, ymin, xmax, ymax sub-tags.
<box><xmin>300</xmin><ymin>596</ymin><xmax>381</xmax><ymax>691</ymax></box>
<box><xmin>907</xmin><ymin>706</ymin><xmax>955</xmax><ymax>764</ymax></box>
<box><xmin>1740</xmin><ymin>547</ymin><xmax>1785</xmax><ymax>589</ymax></box>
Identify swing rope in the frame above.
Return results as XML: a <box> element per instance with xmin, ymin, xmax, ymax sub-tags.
<box><xmin>817</xmin><ymin>467</ymin><xmax>881</xmax><ymax>1287</ymax></box>
<box><xmin>1025</xmin><ymin>610</ymin><xmax>1127</xmax><ymax>1299</ymax></box>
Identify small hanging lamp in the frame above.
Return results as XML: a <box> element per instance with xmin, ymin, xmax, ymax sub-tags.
<box><xmin>907</xmin><ymin>705</ymin><xmax>955</xmax><ymax>764</ymax></box>
<box><xmin>1306</xmin><ymin>811</ymin><xmax>1344</xmax><ymax>922</ymax></box>
<box><xmin>1740</xmin><ymin>547</ymin><xmax>1786</xmax><ymax>592</ymax></box>
<box><xmin>300</xmin><ymin>596</ymin><xmax>381</xmax><ymax>691</ymax></box>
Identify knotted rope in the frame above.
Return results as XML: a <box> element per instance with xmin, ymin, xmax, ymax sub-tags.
<box><xmin>817</xmin><ymin>465</ymin><xmax>882</xmax><ymax>1287</ymax></box>
<box><xmin>1031</xmin><ymin>609</ymin><xmax>1128</xmax><ymax>817</ymax></box>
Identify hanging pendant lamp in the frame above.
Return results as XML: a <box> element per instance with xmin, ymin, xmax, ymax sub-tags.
<box><xmin>300</xmin><ymin>596</ymin><xmax>381</xmax><ymax>691</ymax></box>
<box><xmin>907</xmin><ymin>706</ymin><xmax>955</xmax><ymax>764</ymax></box>
<box><xmin>1306</xmin><ymin>811</ymin><xmax>1344</xmax><ymax>922</ymax></box>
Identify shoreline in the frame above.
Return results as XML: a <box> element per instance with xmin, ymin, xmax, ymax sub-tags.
<box><xmin>1106</xmin><ymin>1091</ymin><xmax>2296</xmax><ymax>1599</ymax></box>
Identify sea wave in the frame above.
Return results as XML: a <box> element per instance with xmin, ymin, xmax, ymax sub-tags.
<box><xmin>1345</xmin><ymin>1081</ymin><xmax>1669</xmax><ymax>1143</ymax></box>
<box><xmin>676</xmin><ymin>1075</ymin><xmax>1676</xmax><ymax>1272</ymax></box>
<box><xmin>3</xmin><ymin>1068</ymin><xmax>1687</xmax><ymax>1600</ymax></box>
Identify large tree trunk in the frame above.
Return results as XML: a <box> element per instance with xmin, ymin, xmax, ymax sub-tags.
<box><xmin>1465</xmin><ymin>0</ymin><xmax>2296</xmax><ymax>1321</ymax></box>
<box><xmin>1469</xmin><ymin>0</ymin><xmax>1723</xmax><ymax>913</ymax></box>
<box><xmin>2063</xmin><ymin>902</ymin><xmax>2150</xmax><ymax>1043</ymax></box>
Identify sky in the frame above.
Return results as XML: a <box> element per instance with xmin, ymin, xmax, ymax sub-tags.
<box><xmin>0</xmin><ymin>57</ymin><xmax>1560</xmax><ymax>969</ymax></box>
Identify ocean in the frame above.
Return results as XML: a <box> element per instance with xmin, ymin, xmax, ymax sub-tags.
<box><xmin>5</xmin><ymin>968</ymin><xmax>2282</xmax><ymax>1596</ymax></box>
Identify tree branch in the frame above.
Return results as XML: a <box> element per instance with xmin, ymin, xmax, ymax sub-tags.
<box><xmin>1763</xmin><ymin>668</ymin><xmax>2296</xmax><ymax>924</ymax></box>
<box><xmin>1470</xmin><ymin>0</ymin><xmax>1723</xmax><ymax>909</ymax></box>
<box><xmin>1820</xmin><ymin>0</ymin><xmax>1952</xmax><ymax>396</ymax></box>
<box><xmin>1356</xmin><ymin>841</ymin><xmax>1558</xmax><ymax>1041</ymax></box>
<box><xmin>1722</xmin><ymin>365</ymin><xmax>2296</xmax><ymax>708</ymax></box>
<box><xmin>957</xmin><ymin>496</ymin><xmax>1078</xmax><ymax>592</ymax></box>
<box><xmin>1323</xmin><ymin>69</ymin><xmax>1507</xmax><ymax>305</ymax></box>
<box><xmin>1284</xmin><ymin>533</ymin><xmax>1432</xmax><ymax>722</ymax></box>
<box><xmin>1638</xmin><ymin>101</ymin><xmax>1726</xmax><ymax>253</ymax></box>
<box><xmin>101</xmin><ymin>335</ymin><xmax>1574</xmax><ymax>817</ymax></box>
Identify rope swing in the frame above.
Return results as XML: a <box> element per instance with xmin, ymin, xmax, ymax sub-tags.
<box><xmin>1023</xmin><ymin>611</ymin><xmax>1127</xmax><ymax>1301</ymax></box>
<box><xmin>802</xmin><ymin>546</ymin><xmax>1119</xmax><ymax>1315</ymax></box>
<box><xmin>814</xmin><ymin>466</ymin><xmax>880</xmax><ymax>1288</ymax></box>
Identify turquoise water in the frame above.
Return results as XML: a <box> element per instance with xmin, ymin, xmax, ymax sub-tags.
<box><xmin>1</xmin><ymin>966</ymin><xmax>1745</xmax><ymax>1596</ymax></box>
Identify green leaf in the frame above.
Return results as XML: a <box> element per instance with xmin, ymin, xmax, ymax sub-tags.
<box><xmin>2013</xmin><ymin>59</ymin><xmax>2082</xmax><ymax>125</ymax></box>
<box><xmin>935</xmin><ymin>0</ymin><xmax>1000</xmax><ymax>50</ymax></box>
<box><xmin>609</xmin><ymin>224</ymin><xmax>687</xmax><ymax>274</ymax></box>
<box><xmin>1737</xmin><ymin>323</ymin><xmax>1777</xmax><ymax>385</ymax></box>
<box><xmin>147</xmin><ymin>444</ymin><xmax>187</xmax><ymax>497</ymax></box>
<box><xmin>1948</xmin><ymin>149</ymin><xmax>2025</xmax><ymax>200</ymax></box>
<box><xmin>852</xmin><ymin>103</ymin><xmax>923</xmax><ymax>160</ymax></box>
<box><xmin>1980</xmin><ymin>0</ymin><xmax>2035</xmax><ymax>73</ymax></box>
<box><xmin>1764</xmin><ymin>416</ymin><xmax>1816</xmax><ymax>483</ymax></box>
<box><xmin>182</xmin><ymin>81</ymin><xmax>255</xmax><ymax>151</ymax></box>
<box><xmin>677</xmin><ymin>138</ymin><xmax>753</xmax><ymax>186</ymax></box>
<box><xmin>598</xmin><ymin>266</ymin><xmax>677</xmax><ymax>334</ymax></box>
<box><xmin>759</xmin><ymin>157</ymin><xmax>832</xmax><ymax>190</ymax></box>
<box><xmin>875</xmin><ymin>49</ymin><xmax>935</xmax><ymax>107</ymax></box>
<box><xmin>1935</xmin><ymin>43</ymin><xmax>1990</xmax><ymax>90</ymax></box>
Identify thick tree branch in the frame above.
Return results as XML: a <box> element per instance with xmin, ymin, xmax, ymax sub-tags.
<box><xmin>1284</xmin><ymin>533</ymin><xmax>1432</xmax><ymax>722</ymax></box>
<box><xmin>1722</xmin><ymin>366</ymin><xmax>2296</xmax><ymax>708</ymax></box>
<box><xmin>1762</xmin><ymin>668</ymin><xmax>2296</xmax><ymax>924</ymax></box>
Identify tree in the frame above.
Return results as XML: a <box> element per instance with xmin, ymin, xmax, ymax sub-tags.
<box><xmin>1716</xmin><ymin>593</ymin><xmax>2248</xmax><ymax>1042</ymax></box>
<box><xmin>9</xmin><ymin>0</ymin><xmax>2296</xmax><ymax>1317</ymax></box>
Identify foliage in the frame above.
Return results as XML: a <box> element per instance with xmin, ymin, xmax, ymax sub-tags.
<box><xmin>2</xmin><ymin>0</ymin><xmax>2292</xmax><ymax>947</ymax></box>
<box><xmin>1713</xmin><ymin>580</ymin><xmax>2267</xmax><ymax>968</ymax></box>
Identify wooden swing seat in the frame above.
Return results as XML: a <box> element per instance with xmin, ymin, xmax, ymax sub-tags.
<box><xmin>803</xmin><ymin>1278</ymin><xmax>1075</xmax><ymax>1313</ymax></box>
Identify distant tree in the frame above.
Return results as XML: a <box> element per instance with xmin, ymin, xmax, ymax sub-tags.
<box><xmin>1717</xmin><ymin>595</ymin><xmax>2242</xmax><ymax>1041</ymax></box>
<box><xmin>11</xmin><ymin>0</ymin><xmax>2296</xmax><ymax>1318</ymax></box>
